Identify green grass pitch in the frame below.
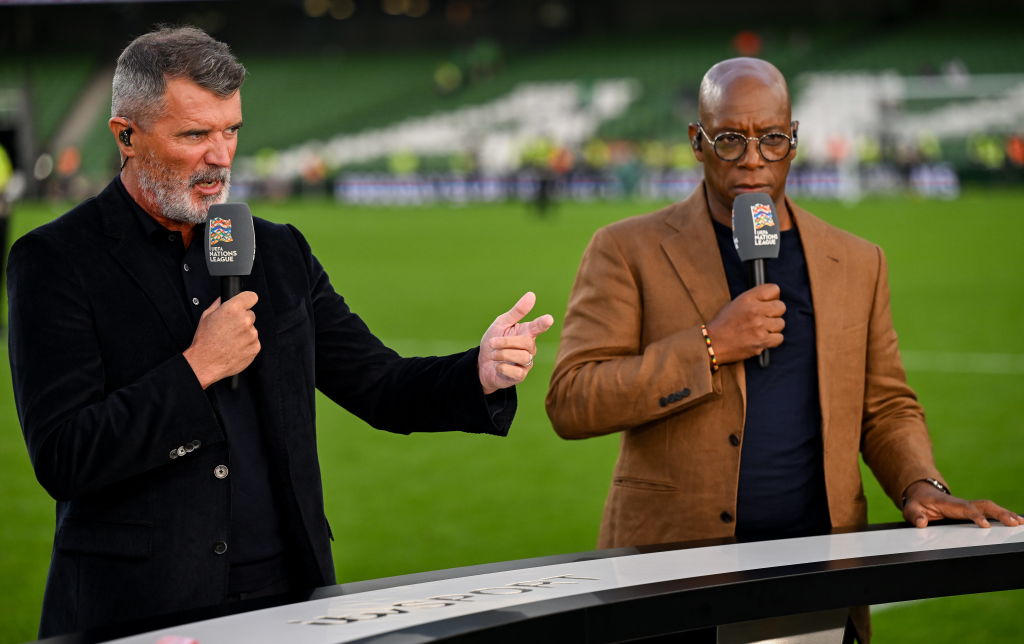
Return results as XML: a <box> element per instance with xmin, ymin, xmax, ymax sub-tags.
<box><xmin>1</xmin><ymin>189</ymin><xmax>1022</xmax><ymax>642</ymax></box>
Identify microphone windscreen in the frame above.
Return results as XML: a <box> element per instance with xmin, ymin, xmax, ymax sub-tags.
<box><xmin>205</xmin><ymin>203</ymin><xmax>255</xmax><ymax>277</ymax></box>
<box><xmin>732</xmin><ymin>192</ymin><xmax>781</xmax><ymax>262</ymax></box>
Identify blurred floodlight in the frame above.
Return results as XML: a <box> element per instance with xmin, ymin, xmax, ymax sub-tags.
<box><xmin>304</xmin><ymin>0</ymin><xmax>330</xmax><ymax>18</ymax></box>
<box><xmin>382</xmin><ymin>0</ymin><xmax>406</xmax><ymax>16</ymax></box>
<box><xmin>538</xmin><ymin>1</ymin><xmax>570</xmax><ymax>29</ymax></box>
<box><xmin>33</xmin><ymin>153</ymin><xmax>54</xmax><ymax>181</ymax></box>
<box><xmin>446</xmin><ymin>0</ymin><xmax>471</xmax><ymax>25</ymax></box>
<box><xmin>330</xmin><ymin>0</ymin><xmax>355</xmax><ymax>20</ymax></box>
<box><xmin>3</xmin><ymin>173</ymin><xmax>26</xmax><ymax>202</ymax></box>
<box><xmin>406</xmin><ymin>0</ymin><xmax>429</xmax><ymax>18</ymax></box>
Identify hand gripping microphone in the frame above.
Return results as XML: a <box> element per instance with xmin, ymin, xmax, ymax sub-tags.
<box><xmin>731</xmin><ymin>192</ymin><xmax>781</xmax><ymax>368</ymax></box>
<box><xmin>205</xmin><ymin>203</ymin><xmax>256</xmax><ymax>390</ymax></box>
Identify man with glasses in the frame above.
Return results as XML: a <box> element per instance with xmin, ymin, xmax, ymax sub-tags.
<box><xmin>546</xmin><ymin>57</ymin><xmax>1018</xmax><ymax>641</ymax></box>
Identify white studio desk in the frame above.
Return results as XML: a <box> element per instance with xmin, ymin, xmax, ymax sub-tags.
<box><xmin>37</xmin><ymin>522</ymin><xmax>1024</xmax><ymax>644</ymax></box>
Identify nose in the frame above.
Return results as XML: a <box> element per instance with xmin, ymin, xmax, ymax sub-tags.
<box><xmin>736</xmin><ymin>136</ymin><xmax>764</xmax><ymax>169</ymax></box>
<box><xmin>204</xmin><ymin>135</ymin><xmax>233</xmax><ymax>168</ymax></box>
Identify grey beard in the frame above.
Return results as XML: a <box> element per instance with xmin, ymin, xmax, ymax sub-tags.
<box><xmin>135</xmin><ymin>157</ymin><xmax>231</xmax><ymax>224</ymax></box>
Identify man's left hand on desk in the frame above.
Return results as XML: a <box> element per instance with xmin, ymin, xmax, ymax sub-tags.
<box><xmin>903</xmin><ymin>479</ymin><xmax>1023</xmax><ymax>529</ymax></box>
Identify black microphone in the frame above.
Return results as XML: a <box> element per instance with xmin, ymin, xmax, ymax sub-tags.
<box><xmin>731</xmin><ymin>192</ymin><xmax>780</xmax><ymax>368</ymax></box>
<box><xmin>205</xmin><ymin>203</ymin><xmax>256</xmax><ymax>390</ymax></box>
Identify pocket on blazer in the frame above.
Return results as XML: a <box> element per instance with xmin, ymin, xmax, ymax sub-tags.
<box><xmin>613</xmin><ymin>476</ymin><xmax>678</xmax><ymax>492</ymax></box>
<box><xmin>55</xmin><ymin>518</ymin><xmax>153</xmax><ymax>559</ymax></box>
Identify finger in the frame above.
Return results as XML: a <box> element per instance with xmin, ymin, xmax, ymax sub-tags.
<box><xmin>519</xmin><ymin>314</ymin><xmax>554</xmax><ymax>338</ymax></box>
<box><xmin>495</xmin><ymin>291</ymin><xmax>536</xmax><ymax>326</ymax></box>
<box><xmin>768</xmin><ymin>317</ymin><xmax>786</xmax><ymax>333</ymax></box>
<box><xmin>764</xmin><ymin>332</ymin><xmax>784</xmax><ymax>349</ymax></box>
<box><xmin>937</xmin><ymin>498</ymin><xmax>991</xmax><ymax>528</ymax></box>
<box><xmin>753</xmin><ymin>283</ymin><xmax>781</xmax><ymax>301</ymax></box>
<box><xmin>766</xmin><ymin>299</ymin><xmax>787</xmax><ymax>317</ymax></box>
<box><xmin>496</xmin><ymin>362</ymin><xmax>527</xmax><ymax>383</ymax></box>
<box><xmin>491</xmin><ymin>348</ymin><xmax>533</xmax><ymax>366</ymax></box>
<box><xmin>974</xmin><ymin>500</ymin><xmax>1021</xmax><ymax>527</ymax></box>
<box><xmin>489</xmin><ymin>335</ymin><xmax>537</xmax><ymax>352</ymax></box>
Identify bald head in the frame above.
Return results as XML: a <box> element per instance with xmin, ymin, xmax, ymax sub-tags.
<box><xmin>698</xmin><ymin>58</ymin><xmax>790</xmax><ymax>122</ymax></box>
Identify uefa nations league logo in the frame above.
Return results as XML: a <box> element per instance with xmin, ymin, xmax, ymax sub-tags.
<box><xmin>209</xmin><ymin>218</ymin><xmax>234</xmax><ymax>245</ymax></box>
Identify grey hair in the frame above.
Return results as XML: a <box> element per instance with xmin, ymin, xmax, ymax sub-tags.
<box><xmin>111</xmin><ymin>26</ymin><xmax>246</xmax><ymax>126</ymax></box>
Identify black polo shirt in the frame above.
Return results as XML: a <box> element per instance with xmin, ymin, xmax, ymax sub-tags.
<box><xmin>712</xmin><ymin>219</ymin><xmax>831</xmax><ymax>540</ymax></box>
<box><xmin>116</xmin><ymin>178</ymin><xmax>287</xmax><ymax>591</ymax></box>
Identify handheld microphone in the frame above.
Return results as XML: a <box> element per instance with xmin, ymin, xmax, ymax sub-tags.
<box><xmin>731</xmin><ymin>192</ymin><xmax>780</xmax><ymax>368</ymax></box>
<box><xmin>205</xmin><ymin>203</ymin><xmax>256</xmax><ymax>390</ymax></box>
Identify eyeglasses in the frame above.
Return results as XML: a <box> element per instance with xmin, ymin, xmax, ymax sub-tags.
<box><xmin>695</xmin><ymin>122</ymin><xmax>797</xmax><ymax>162</ymax></box>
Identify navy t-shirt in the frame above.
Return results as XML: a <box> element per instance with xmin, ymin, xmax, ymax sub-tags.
<box><xmin>712</xmin><ymin>220</ymin><xmax>831</xmax><ymax>540</ymax></box>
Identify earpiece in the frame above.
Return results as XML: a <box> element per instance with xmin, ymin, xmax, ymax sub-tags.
<box><xmin>119</xmin><ymin>128</ymin><xmax>133</xmax><ymax>147</ymax></box>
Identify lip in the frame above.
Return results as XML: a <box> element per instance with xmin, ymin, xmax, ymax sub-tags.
<box><xmin>733</xmin><ymin>184</ymin><xmax>771</xmax><ymax>194</ymax></box>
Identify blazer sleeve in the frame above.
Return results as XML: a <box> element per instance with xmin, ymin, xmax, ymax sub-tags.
<box><xmin>546</xmin><ymin>225</ymin><xmax>719</xmax><ymax>439</ymax></box>
<box><xmin>286</xmin><ymin>225</ymin><xmax>513</xmax><ymax>436</ymax></box>
<box><xmin>7</xmin><ymin>232</ymin><xmax>224</xmax><ymax>502</ymax></box>
<box><xmin>859</xmin><ymin>245</ymin><xmax>945</xmax><ymax>507</ymax></box>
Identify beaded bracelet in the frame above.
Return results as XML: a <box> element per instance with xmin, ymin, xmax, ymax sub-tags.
<box><xmin>700</xmin><ymin>324</ymin><xmax>719</xmax><ymax>373</ymax></box>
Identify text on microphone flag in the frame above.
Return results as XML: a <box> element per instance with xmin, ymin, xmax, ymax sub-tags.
<box><xmin>209</xmin><ymin>218</ymin><xmax>234</xmax><ymax>245</ymax></box>
<box><xmin>751</xmin><ymin>203</ymin><xmax>775</xmax><ymax>230</ymax></box>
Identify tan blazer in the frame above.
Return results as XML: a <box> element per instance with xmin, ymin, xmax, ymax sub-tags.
<box><xmin>546</xmin><ymin>185</ymin><xmax>945</xmax><ymax>549</ymax></box>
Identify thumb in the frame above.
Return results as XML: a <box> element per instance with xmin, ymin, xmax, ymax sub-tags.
<box><xmin>497</xmin><ymin>291</ymin><xmax>536</xmax><ymax>326</ymax></box>
<box><xmin>201</xmin><ymin>297</ymin><xmax>222</xmax><ymax>320</ymax></box>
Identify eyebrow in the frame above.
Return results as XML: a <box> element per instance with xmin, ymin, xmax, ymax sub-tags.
<box><xmin>712</xmin><ymin>124</ymin><xmax>789</xmax><ymax>136</ymax></box>
<box><xmin>174</xmin><ymin>121</ymin><xmax>244</xmax><ymax>137</ymax></box>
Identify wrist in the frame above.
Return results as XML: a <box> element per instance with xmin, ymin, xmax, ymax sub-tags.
<box><xmin>902</xmin><ymin>477</ymin><xmax>950</xmax><ymax>507</ymax></box>
<box><xmin>183</xmin><ymin>348</ymin><xmax>215</xmax><ymax>390</ymax></box>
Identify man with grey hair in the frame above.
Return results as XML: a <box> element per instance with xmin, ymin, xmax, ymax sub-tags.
<box><xmin>8</xmin><ymin>26</ymin><xmax>552</xmax><ymax>637</ymax></box>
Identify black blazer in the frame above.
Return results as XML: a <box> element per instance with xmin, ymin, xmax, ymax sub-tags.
<box><xmin>7</xmin><ymin>179</ymin><xmax>513</xmax><ymax>637</ymax></box>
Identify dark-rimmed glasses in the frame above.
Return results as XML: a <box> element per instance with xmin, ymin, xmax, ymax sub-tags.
<box><xmin>695</xmin><ymin>122</ymin><xmax>797</xmax><ymax>162</ymax></box>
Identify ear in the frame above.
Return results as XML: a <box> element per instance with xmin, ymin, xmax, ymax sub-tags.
<box><xmin>790</xmin><ymin>120</ymin><xmax>799</xmax><ymax>160</ymax></box>
<box><xmin>687</xmin><ymin>123</ymin><xmax>705</xmax><ymax>163</ymax></box>
<box><xmin>109</xmin><ymin>117</ymin><xmax>135</xmax><ymax>157</ymax></box>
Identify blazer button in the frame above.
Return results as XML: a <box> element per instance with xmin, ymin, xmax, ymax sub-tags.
<box><xmin>213</xmin><ymin>541</ymin><xmax>228</xmax><ymax>555</ymax></box>
<box><xmin>191</xmin><ymin>440</ymin><xmax>202</xmax><ymax>449</ymax></box>
<box><xmin>214</xmin><ymin>465</ymin><xmax>229</xmax><ymax>479</ymax></box>
<box><xmin>659</xmin><ymin>397</ymin><xmax>669</xmax><ymax>407</ymax></box>
<box><xmin>729</xmin><ymin>434</ymin><xmax>740</xmax><ymax>447</ymax></box>
<box><xmin>720</xmin><ymin>511</ymin><xmax>734</xmax><ymax>523</ymax></box>
<box><xmin>169</xmin><ymin>449</ymin><xmax>179</xmax><ymax>460</ymax></box>
<box><xmin>677</xmin><ymin>388</ymin><xmax>691</xmax><ymax>398</ymax></box>
<box><xmin>176</xmin><ymin>446</ymin><xmax>187</xmax><ymax>457</ymax></box>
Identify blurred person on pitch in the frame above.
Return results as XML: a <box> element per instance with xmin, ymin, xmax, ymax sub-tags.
<box><xmin>7</xmin><ymin>26</ymin><xmax>553</xmax><ymax>638</ymax></box>
<box><xmin>545</xmin><ymin>58</ymin><xmax>1020</xmax><ymax>641</ymax></box>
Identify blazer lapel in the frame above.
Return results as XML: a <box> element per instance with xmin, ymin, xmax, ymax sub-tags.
<box><xmin>660</xmin><ymin>184</ymin><xmax>746</xmax><ymax>402</ymax></box>
<box><xmin>791</xmin><ymin>199</ymin><xmax>844</xmax><ymax>437</ymax></box>
<box><xmin>99</xmin><ymin>184</ymin><xmax>195</xmax><ymax>350</ymax></box>
<box><xmin>660</xmin><ymin>186</ymin><xmax>734</xmax><ymax>323</ymax></box>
